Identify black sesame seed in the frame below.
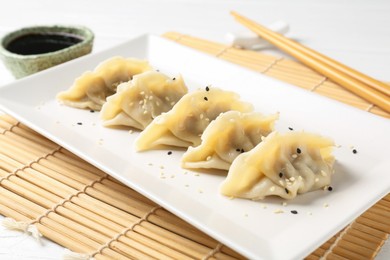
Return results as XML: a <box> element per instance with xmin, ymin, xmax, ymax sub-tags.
<box><xmin>352</xmin><ymin>149</ymin><xmax>357</xmax><ymax>154</ymax></box>
<box><xmin>241</xmin><ymin>148</ymin><xmax>245</xmax><ymax>153</ymax></box>
<box><xmin>77</xmin><ymin>122</ymin><xmax>83</xmax><ymax>125</ymax></box>
<box><xmin>205</xmin><ymin>86</ymin><xmax>210</xmax><ymax>91</ymax></box>
<box><xmin>328</xmin><ymin>186</ymin><xmax>333</xmax><ymax>191</ymax></box>
<box><xmin>279</xmin><ymin>172</ymin><xmax>283</xmax><ymax>178</ymax></box>
<box><xmin>285</xmin><ymin>188</ymin><xmax>289</xmax><ymax>194</ymax></box>
<box><xmin>296</xmin><ymin>148</ymin><xmax>301</xmax><ymax>154</ymax></box>
<box><xmin>172</xmin><ymin>77</ymin><xmax>176</xmax><ymax>80</ymax></box>
<box><xmin>156</xmin><ymin>69</ymin><xmax>160</xmax><ymax>72</ymax></box>
<box><xmin>204</xmin><ymin>97</ymin><xmax>208</xmax><ymax>101</ymax></box>
<box><xmin>167</xmin><ymin>151</ymin><xmax>172</xmax><ymax>155</ymax></box>
<box><xmin>236</xmin><ymin>148</ymin><xmax>241</xmax><ymax>152</ymax></box>
<box><xmin>90</xmin><ymin>110</ymin><xmax>95</xmax><ymax>113</ymax></box>
<box><xmin>288</xmin><ymin>127</ymin><xmax>293</xmax><ymax>131</ymax></box>
<box><xmin>290</xmin><ymin>210</ymin><xmax>298</xmax><ymax>214</ymax></box>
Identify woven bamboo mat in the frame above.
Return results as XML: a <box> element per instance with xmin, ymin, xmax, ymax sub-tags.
<box><xmin>0</xmin><ymin>32</ymin><xmax>388</xmax><ymax>260</ymax></box>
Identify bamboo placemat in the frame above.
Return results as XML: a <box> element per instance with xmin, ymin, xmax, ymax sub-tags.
<box><xmin>0</xmin><ymin>32</ymin><xmax>388</xmax><ymax>260</ymax></box>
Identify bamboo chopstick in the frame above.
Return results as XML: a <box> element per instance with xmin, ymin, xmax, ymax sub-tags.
<box><xmin>230</xmin><ymin>11</ymin><xmax>390</xmax><ymax>114</ymax></box>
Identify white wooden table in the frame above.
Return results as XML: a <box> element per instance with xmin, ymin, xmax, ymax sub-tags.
<box><xmin>0</xmin><ymin>0</ymin><xmax>389</xmax><ymax>259</ymax></box>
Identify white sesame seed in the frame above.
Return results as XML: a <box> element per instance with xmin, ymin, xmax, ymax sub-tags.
<box><xmin>291</xmin><ymin>154</ymin><xmax>298</xmax><ymax>159</ymax></box>
<box><xmin>282</xmin><ymin>202</ymin><xmax>288</xmax><ymax>207</ymax></box>
<box><xmin>298</xmin><ymin>176</ymin><xmax>303</xmax><ymax>181</ymax></box>
<box><xmin>261</xmin><ymin>136</ymin><xmax>266</xmax><ymax>141</ymax></box>
<box><xmin>129</xmin><ymin>102</ymin><xmax>134</xmax><ymax>106</ymax></box>
<box><xmin>323</xmin><ymin>203</ymin><xmax>329</xmax><ymax>208</ymax></box>
<box><xmin>165</xmin><ymin>96</ymin><xmax>170</xmax><ymax>101</ymax></box>
<box><xmin>129</xmin><ymin>130</ymin><xmax>133</xmax><ymax>134</ymax></box>
<box><xmin>205</xmin><ymin>118</ymin><xmax>210</xmax><ymax>122</ymax></box>
<box><xmin>139</xmin><ymin>100</ymin><xmax>143</xmax><ymax>105</ymax></box>
<box><xmin>279</xmin><ymin>180</ymin><xmax>284</xmax><ymax>186</ymax></box>
<box><xmin>200</xmin><ymin>114</ymin><xmax>204</xmax><ymax>119</ymax></box>
<box><xmin>143</xmin><ymin>110</ymin><xmax>148</xmax><ymax>114</ymax></box>
<box><xmin>206</xmin><ymin>156</ymin><xmax>212</xmax><ymax>161</ymax></box>
<box><xmin>149</xmin><ymin>96</ymin><xmax>153</xmax><ymax>100</ymax></box>
<box><xmin>315</xmin><ymin>177</ymin><xmax>319</xmax><ymax>182</ymax></box>
<box><xmin>156</xmin><ymin>101</ymin><xmax>160</xmax><ymax>107</ymax></box>
<box><xmin>273</xmin><ymin>209</ymin><xmax>284</xmax><ymax>214</ymax></box>
<box><xmin>170</xmin><ymin>101</ymin><xmax>175</xmax><ymax>106</ymax></box>
<box><xmin>140</xmin><ymin>91</ymin><xmax>145</xmax><ymax>95</ymax></box>
<box><xmin>270</xmin><ymin>186</ymin><xmax>275</xmax><ymax>192</ymax></box>
<box><xmin>289</xmin><ymin>177</ymin><xmax>295</xmax><ymax>181</ymax></box>
<box><xmin>321</xmin><ymin>170</ymin><xmax>327</xmax><ymax>177</ymax></box>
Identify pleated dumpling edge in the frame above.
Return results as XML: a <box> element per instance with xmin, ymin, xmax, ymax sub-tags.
<box><xmin>220</xmin><ymin>131</ymin><xmax>335</xmax><ymax>200</ymax></box>
<box><xmin>100</xmin><ymin>71</ymin><xmax>188</xmax><ymax>130</ymax></box>
<box><xmin>135</xmin><ymin>87</ymin><xmax>254</xmax><ymax>151</ymax></box>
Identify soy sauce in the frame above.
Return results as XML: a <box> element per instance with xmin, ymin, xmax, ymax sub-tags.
<box><xmin>6</xmin><ymin>33</ymin><xmax>83</xmax><ymax>55</ymax></box>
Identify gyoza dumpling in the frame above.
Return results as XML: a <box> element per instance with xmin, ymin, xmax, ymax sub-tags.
<box><xmin>135</xmin><ymin>87</ymin><xmax>253</xmax><ymax>151</ymax></box>
<box><xmin>220</xmin><ymin>131</ymin><xmax>335</xmax><ymax>200</ymax></box>
<box><xmin>57</xmin><ymin>56</ymin><xmax>152</xmax><ymax>110</ymax></box>
<box><xmin>100</xmin><ymin>71</ymin><xmax>188</xmax><ymax>130</ymax></box>
<box><xmin>181</xmin><ymin>111</ymin><xmax>278</xmax><ymax>170</ymax></box>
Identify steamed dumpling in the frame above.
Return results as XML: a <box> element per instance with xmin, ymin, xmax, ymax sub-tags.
<box><xmin>57</xmin><ymin>56</ymin><xmax>152</xmax><ymax>110</ymax></box>
<box><xmin>135</xmin><ymin>87</ymin><xmax>253</xmax><ymax>151</ymax></box>
<box><xmin>220</xmin><ymin>131</ymin><xmax>335</xmax><ymax>200</ymax></box>
<box><xmin>181</xmin><ymin>111</ymin><xmax>278</xmax><ymax>170</ymax></box>
<box><xmin>100</xmin><ymin>71</ymin><xmax>188</xmax><ymax>130</ymax></box>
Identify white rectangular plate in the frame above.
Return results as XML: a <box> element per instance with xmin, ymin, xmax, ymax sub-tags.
<box><xmin>0</xmin><ymin>34</ymin><xmax>389</xmax><ymax>260</ymax></box>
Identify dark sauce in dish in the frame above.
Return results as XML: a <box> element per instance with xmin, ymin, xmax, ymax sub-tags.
<box><xmin>6</xmin><ymin>33</ymin><xmax>83</xmax><ymax>55</ymax></box>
